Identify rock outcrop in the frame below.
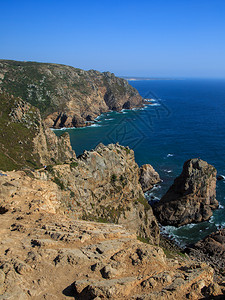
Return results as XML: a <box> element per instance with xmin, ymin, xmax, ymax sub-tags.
<box><xmin>0</xmin><ymin>92</ymin><xmax>75</xmax><ymax>171</ymax></box>
<box><xmin>153</xmin><ymin>158</ymin><xmax>219</xmax><ymax>227</ymax></box>
<box><xmin>0</xmin><ymin>170</ymin><xmax>224</xmax><ymax>299</ymax></box>
<box><xmin>35</xmin><ymin>143</ymin><xmax>160</xmax><ymax>245</ymax></box>
<box><xmin>0</xmin><ymin>60</ymin><xmax>143</xmax><ymax>128</ymax></box>
<box><xmin>186</xmin><ymin>229</ymin><xmax>225</xmax><ymax>282</ymax></box>
<box><xmin>139</xmin><ymin>164</ymin><xmax>161</xmax><ymax>192</ymax></box>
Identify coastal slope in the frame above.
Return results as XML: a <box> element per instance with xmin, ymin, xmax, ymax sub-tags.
<box><xmin>0</xmin><ymin>93</ymin><xmax>75</xmax><ymax>171</ymax></box>
<box><xmin>0</xmin><ymin>60</ymin><xmax>143</xmax><ymax>128</ymax></box>
<box><xmin>0</xmin><ymin>170</ymin><xmax>223</xmax><ymax>299</ymax></box>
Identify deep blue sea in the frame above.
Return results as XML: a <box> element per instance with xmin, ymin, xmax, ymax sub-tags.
<box><xmin>55</xmin><ymin>79</ymin><xmax>225</xmax><ymax>246</ymax></box>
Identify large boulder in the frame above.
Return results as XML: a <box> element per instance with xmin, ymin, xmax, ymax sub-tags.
<box><xmin>153</xmin><ymin>158</ymin><xmax>219</xmax><ymax>227</ymax></box>
<box><xmin>139</xmin><ymin>164</ymin><xmax>160</xmax><ymax>192</ymax></box>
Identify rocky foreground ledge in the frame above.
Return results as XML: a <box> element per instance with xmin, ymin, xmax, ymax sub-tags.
<box><xmin>0</xmin><ymin>170</ymin><xmax>224</xmax><ymax>299</ymax></box>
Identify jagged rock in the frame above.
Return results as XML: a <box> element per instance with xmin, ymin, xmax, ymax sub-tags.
<box><xmin>0</xmin><ymin>175</ymin><xmax>223</xmax><ymax>299</ymax></box>
<box><xmin>38</xmin><ymin>143</ymin><xmax>160</xmax><ymax>245</ymax></box>
<box><xmin>186</xmin><ymin>229</ymin><xmax>225</xmax><ymax>280</ymax></box>
<box><xmin>139</xmin><ymin>164</ymin><xmax>160</xmax><ymax>192</ymax></box>
<box><xmin>153</xmin><ymin>158</ymin><xmax>218</xmax><ymax>227</ymax></box>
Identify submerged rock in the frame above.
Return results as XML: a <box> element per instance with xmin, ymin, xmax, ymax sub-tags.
<box><xmin>153</xmin><ymin>158</ymin><xmax>218</xmax><ymax>227</ymax></box>
<box><xmin>139</xmin><ymin>164</ymin><xmax>161</xmax><ymax>192</ymax></box>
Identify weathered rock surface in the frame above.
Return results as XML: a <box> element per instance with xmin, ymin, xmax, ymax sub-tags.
<box><xmin>0</xmin><ymin>60</ymin><xmax>143</xmax><ymax>128</ymax></box>
<box><xmin>139</xmin><ymin>164</ymin><xmax>161</xmax><ymax>192</ymax></box>
<box><xmin>186</xmin><ymin>229</ymin><xmax>225</xmax><ymax>282</ymax></box>
<box><xmin>0</xmin><ymin>171</ymin><xmax>224</xmax><ymax>299</ymax></box>
<box><xmin>153</xmin><ymin>158</ymin><xmax>219</xmax><ymax>227</ymax></box>
<box><xmin>35</xmin><ymin>143</ymin><xmax>160</xmax><ymax>245</ymax></box>
<box><xmin>0</xmin><ymin>93</ymin><xmax>75</xmax><ymax>171</ymax></box>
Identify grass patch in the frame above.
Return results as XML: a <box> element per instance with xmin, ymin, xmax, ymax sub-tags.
<box><xmin>137</xmin><ymin>235</ymin><xmax>150</xmax><ymax>244</ymax></box>
<box><xmin>53</xmin><ymin>176</ymin><xmax>65</xmax><ymax>190</ymax></box>
<box><xmin>136</xmin><ymin>194</ymin><xmax>151</xmax><ymax>211</ymax></box>
<box><xmin>70</xmin><ymin>161</ymin><xmax>78</xmax><ymax>169</ymax></box>
<box><xmin>0</xmin><ymin>93</ymin><xmax>42</xmax><ymax>171</ymax></box>
<box><xmin>111</xmin><ymin>174</ymin><xmax>117</xmax><ymax>184</ymax></box>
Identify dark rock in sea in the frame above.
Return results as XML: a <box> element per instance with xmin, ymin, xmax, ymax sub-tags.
<box><xmin>139</xmin><ymin>164</ymin><xmax>160</xmax><ymax>192</ymax></box>
<box><xmin>152</xmin><ymin>158</ymin><xmax>219</xmax><ymax>227</ymax></box>
<box><xmin>217</xmin><ymin>175</ymin><xmax>225</xmax><ymax>181</ymax></box>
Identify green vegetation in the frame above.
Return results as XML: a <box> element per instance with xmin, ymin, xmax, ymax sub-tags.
<box><xmin>162</xmin><ymin>248</ymin><xmax>187</xmax><ymax>259</ymax></box>
<box><xmin>45</xmin><ymin>165</ymin><xmax>54</xmax><ymax>174</ymax></box>
<box><xmin>53</xmin><ymin>176</ymin><xmax>65</xmax><ymax>190</ymax></box>
<box><xmin>70</xmin><ymin>190</ymin><xmax>75</xmax><ymax>198</ymax></box>
<box><xmin>111</xmin><ymin>174</ymin><xmax>117</xmax><ymax>184</ymax></box>
<box><xmin>125</xmin><ymin>148</ymin><xmax>130</xmax><ymax>155</ymax></box>
<box><xmin>137</xmin><ymin>235</ymin><xmax>150</xmax><ymax>244</ymax></box>
<box><xmin>135</xmin><ymin>194</ymin><xmax>151</xmax><ymax>211</ymax></box>
<box><xmin>82</xmin><ymin>204</ymin><xmax>125</xmax><ymax>224</ymax></box>
<box><xmin>70</xmin><ymin>161</ymin><xmax>78</xmax><ymax>169</ymax></box>
<box><xmin>0</xmin><ymin>93</ymin><xmax>42</xmax><ymax>171</ymax></box>
<box><xmin>0</xmin><ymin>60</ymin><xmax>93</xmax><ymax>117</ymax></box>
<box><xmin>119</xmin><ymin>174</ymin><xmax>127</xmax><ymax>187</ymax></box>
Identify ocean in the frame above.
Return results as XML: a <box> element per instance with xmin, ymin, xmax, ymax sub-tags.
<box><xmin>54</xmin><ymin>78</ymin><xmax>225</xmax><ymax>246</ymax></box>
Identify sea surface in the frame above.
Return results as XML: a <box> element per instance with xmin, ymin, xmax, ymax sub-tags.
<box><xmin>54</xmin><ymin>79</ymin><xmax>225</xmax><ymax>246</ymax></box>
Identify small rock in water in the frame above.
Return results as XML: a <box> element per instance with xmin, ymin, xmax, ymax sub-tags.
<box><xmin>217</xmin><ymin>175</ymin><xmax>225</xmax><ymax>181</ymax></box>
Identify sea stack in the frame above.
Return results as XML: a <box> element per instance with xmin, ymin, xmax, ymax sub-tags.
<box><xmin>153</xmin><ymin>158</ymin><xmax>219</xmax><ymax>227</ymax></box>
<box><xmin>139</xmin><ymin>164</ymin><xmax>161</xmax><ymax>192</ymax></box>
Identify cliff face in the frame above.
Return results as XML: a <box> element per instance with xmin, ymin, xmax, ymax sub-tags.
<box><xmin>153</xmin><ymin>159</ymin><xmax>218</xmax><ymax>227</ymax></box>
<box><xmin>0</xmin><ymin>170</ymin><xmax>223</xmax><ymax>300</ymax></box>
<box><xmin>0</xmin><ymin>93</ymin><xmax>75</xmax><ymax>171</ymax></box>
<box><xmin>0</xmin><ymin>60</ymin><xmax>143</xmax><ymax>128</ymax></box>
<box><xmin>36</xmin><ymin>143</ymin><xmax>160</xmax><ymax>245</ymax></box>
<box><xmin>139</xmin><ymin>164</ymin><xmax>161</xmax><ymax>192</ymax></box>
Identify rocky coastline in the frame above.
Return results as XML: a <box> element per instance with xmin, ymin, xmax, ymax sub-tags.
<box><xmin>0</xmin><ymin>60</ymin><xmax>224</xmax><ymax>299</ymax></box>
<box><xmin>0</xmin><ymin>60</ymin><xmax>143</xmax><ymax>129</ymax></box>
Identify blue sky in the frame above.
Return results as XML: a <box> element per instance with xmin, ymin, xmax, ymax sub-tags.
<box><xmin>1</xmin><ymin>0</ymin><xmax>225</xmax><ymax>78</ymax></box>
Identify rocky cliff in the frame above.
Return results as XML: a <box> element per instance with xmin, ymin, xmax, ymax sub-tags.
<box><xmin>153</xmin><ymin>158</ymin><xmax>219</xmax><ymax>227</ymax></box>
<box><xmin>0</xmin><ymin>170</ymin><xmax>224</xmax><ymax>299</ymax></box>
<box><xmin>0</xmin><ymin>92</ymin><xmax>75</xmax><ymax>171</ymax></box>
<box><xmin>139</xmin><ymin>164</ymin><xmax>161</xmax><ymax>192</ymax></box>
<box><xmin>0</xmin><ymin>60</ymin><xmax>143</xmax><ymax>128</ymax></box>
<box><xmin>35</xmin><ymin>143</ymin><xmax>160</xmax><ymax>245</ymax></box>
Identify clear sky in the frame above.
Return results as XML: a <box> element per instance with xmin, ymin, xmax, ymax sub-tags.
<box><xmin>1</xmin><ymin>0</ymin><xmax>225</xmax><ymax>78</ymax></box>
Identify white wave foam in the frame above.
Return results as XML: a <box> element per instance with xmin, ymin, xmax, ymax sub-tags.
<box><xmin>106</xmin><ymin>118</ymin><xmax>114</xmax><ymax>121</ymax></box>
<box><xmin>150</xmin><ymin>103</ymin><xmax>161</xmax><ymax>106</ymax></box>
<box><xmin>167</xmin><ymin>153</ymin><xmax>174</xmax><ymax>157</ymax></box>
<box><xmin>53</xmin><ymin>127</ymin><xmax>75</xmax><ymax>131</ymax></box>
<box><xmin>209</xmin><ymin>215</ymin><xmax>214</xmax><ymax>223</ymax></box>
<box><xmin>88</xmin><ymin>124</ymin><xmax>102</xmax><ymax>128</ymax></box>
<box><xmin>219</xmin><ymin>203</ymin><xmax>224</xmax><ymax>209</ymax></box>
<box><xmin>151</xmin><ymin>185</ymin><xmax>162</xmax><ymax>191</ymax></box>
<box><xmin>164</xmin><ymin>169</ymin><xmax>172</xmax><ymax>173</ymax></box>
